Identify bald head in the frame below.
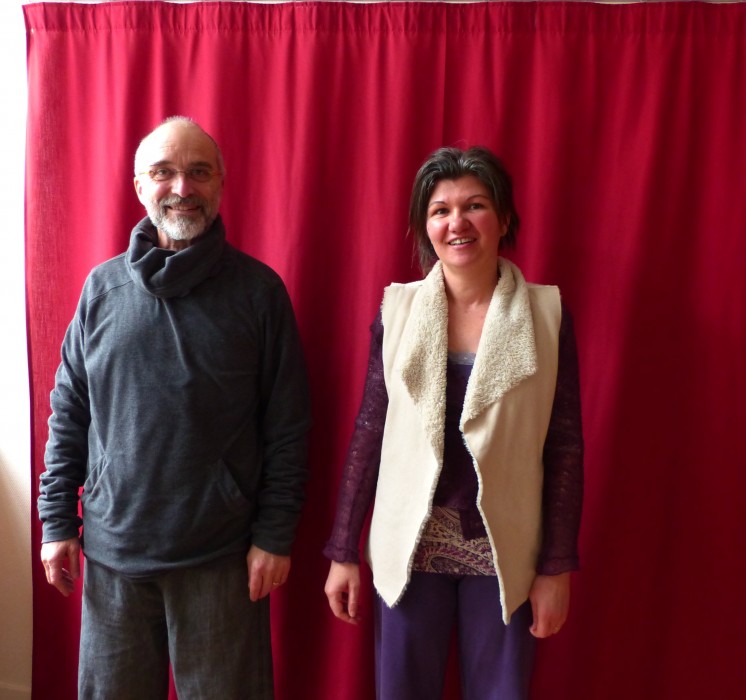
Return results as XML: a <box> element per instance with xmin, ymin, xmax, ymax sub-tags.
<box><xmin>134</xmin><ymin>116</ymin><xmax>224</xmax><ymax>176</ymax></box>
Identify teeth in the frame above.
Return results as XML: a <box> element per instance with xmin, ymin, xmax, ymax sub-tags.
<box><xmin>449</xmin><ymin>238</ymin><xmax>474</xmax><ymax>245</ymax></box>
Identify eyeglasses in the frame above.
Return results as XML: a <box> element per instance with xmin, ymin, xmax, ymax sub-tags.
<box><xmin>139</xmin><ymin>167</ymin><xmax>220</xmax><ymax>183</ymax></box>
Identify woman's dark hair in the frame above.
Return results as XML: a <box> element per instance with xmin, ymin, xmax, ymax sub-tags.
<box><xmin>408</xmin><ymin>146</ymin><xmax>520</xmax><ymax>274</ymax></box>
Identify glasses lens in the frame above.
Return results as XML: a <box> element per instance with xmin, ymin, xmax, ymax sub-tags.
<box><xmin>149</xmin><ymin>168</ymin><xmax>174</xmax><ymax>182</ymax></box>
<box><xmin>146</xmin><ymin>168</ymin><xmax>214</xmax><ymax>182</ymax></box>
<box><xmin>188</xmin><ymin>169</ymin><xmax>213</xmax><ymax>183</ymax></box>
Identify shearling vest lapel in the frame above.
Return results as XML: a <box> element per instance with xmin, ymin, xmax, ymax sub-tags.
<box><xmin>393</xmin><ymin>258</ymin><xmax>537</xmax><ymax>448</ymax></box>
<box><xmin>463</xmin><ymin>258</ymin><xmax>537</xmax><ymax>424</ymax></box>
<box><xmin>392</xmin><ymin>263</ymin><xmax>449</xmax><ymax>458</ymax></box>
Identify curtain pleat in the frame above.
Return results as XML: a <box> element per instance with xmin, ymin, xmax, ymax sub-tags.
<box><xmin>25</xmin><ymin>3</ymin><xmax>746</xmax><ymax>699</ymax></box>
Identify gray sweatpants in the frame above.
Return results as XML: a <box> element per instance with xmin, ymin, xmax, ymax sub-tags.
<box><xmin>79</xmin><ymin>554</ymin><xmax>273</xmax><ymax>700</ymax></box>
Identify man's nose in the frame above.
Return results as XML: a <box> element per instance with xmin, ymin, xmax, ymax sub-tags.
<box><xmin>169</xmin><ymin>172</ymin><xmax>195</xmax><ymax>197</ymax></box>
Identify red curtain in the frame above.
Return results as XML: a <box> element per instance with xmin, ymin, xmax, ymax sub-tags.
<box><xmin>25</xmin><ymin>2</ymin><xmax>746</xmax><ymax>699</ymax></box>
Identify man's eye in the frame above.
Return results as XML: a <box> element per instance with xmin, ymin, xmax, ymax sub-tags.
<box><xmin>189</xmin><ymin>168</ymin><xmax>212</xmax><ymax>181</ymax></box>
<box><xmin>151</xmin><ymin>168</ymin><xmax>174</xmax><ymax>180</ymax></box>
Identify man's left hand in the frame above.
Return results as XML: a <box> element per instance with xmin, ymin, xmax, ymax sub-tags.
<box><xmin>247</xmin><ymin>545</ymin><xmax>291</xmax><ymax>601</ymax></box>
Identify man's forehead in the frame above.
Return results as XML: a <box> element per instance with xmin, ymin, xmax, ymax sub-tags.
<box><xmin>139</xmin><ymin>124</ymin><xmax>218</xmax><ymax>165</ymax></box>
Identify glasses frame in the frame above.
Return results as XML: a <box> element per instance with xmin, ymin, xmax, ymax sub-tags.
<box><xmin>138</xmin><ymin>167</ymin><xmax>221</xmax><ymax>184</ymax></box>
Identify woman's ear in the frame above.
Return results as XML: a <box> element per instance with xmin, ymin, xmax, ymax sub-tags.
<box><xmin>496</xmin><ymin>215</ymin><xmax>510</xmax><ymax>250</ymax></box>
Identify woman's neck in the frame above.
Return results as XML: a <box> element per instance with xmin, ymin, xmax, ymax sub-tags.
<box><xmin>442</xmin><ymin>262</ymin><xmax>499</xmax><ymax>308</ymax></box>
<box><xmin>442</xmin><ymin>263</ymin><xmax>500</xmax><ymax>353</ymax></box>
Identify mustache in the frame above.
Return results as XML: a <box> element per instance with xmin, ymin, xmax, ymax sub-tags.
<box><xmin>160</xmin><ymin>195</ymin><xmax>207</xmax><ymax>209</ymax></box>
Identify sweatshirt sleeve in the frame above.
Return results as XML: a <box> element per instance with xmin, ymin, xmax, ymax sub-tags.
<box><xmin>537</xmin><ymin>305</ymin><xmax>584</xmax><ymax>574</ymax></box>
<box><xmin>250</xmin><ymin>279</ymin><xmax>311</xmax><ymax>556</ymax></box>
<box><xmin>38</xmin><ymin>288</ymin><xmax>91</xmax><ymax>543</ymax></box>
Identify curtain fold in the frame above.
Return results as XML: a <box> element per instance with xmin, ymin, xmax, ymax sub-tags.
<box><xmin>25</xmin><ymin>2</ymin><xmax>746</xmax><ymax>699</ymax></box>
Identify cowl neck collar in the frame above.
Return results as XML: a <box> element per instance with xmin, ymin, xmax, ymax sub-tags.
<box><xmin>126</xmin><ymin>216</ymin><xmax>226</xmax><ymax>298</ymax></box>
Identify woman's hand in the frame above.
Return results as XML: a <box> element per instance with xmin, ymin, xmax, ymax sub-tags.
<box><xmin>324</xmin><ymin>561</ymin><xmax>361</xmax><ymax>624</ymax></box>
<box><xmin>528</xmin><ymin>572</ymin><xmax>571</xmax><ymax>638</ymax></box>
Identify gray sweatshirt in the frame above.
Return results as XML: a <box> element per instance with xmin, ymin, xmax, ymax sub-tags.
<box><xmin>39</xmin><ymin>216</ymin><xmax>310</xmax><ymax>577</ymax></box>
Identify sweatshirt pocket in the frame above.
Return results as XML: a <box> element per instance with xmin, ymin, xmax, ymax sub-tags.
<box><xmin>81</xmin><ymin>455</ymin><xmax>111</xmax><ymax>501</ymax></box>
<box><xmin>212</xmin><ymin>458</ymin><xmax>252</xmax><ymax>516</ymax></box>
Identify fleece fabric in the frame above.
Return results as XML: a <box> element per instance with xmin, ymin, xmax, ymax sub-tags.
<box><xmin>39</xmin><ymin>216</ymin><xmax>310</xmax><ymax>577</ymax></box>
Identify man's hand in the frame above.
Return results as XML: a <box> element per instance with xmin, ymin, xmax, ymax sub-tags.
<box><xmin>246</xmin><ymin>545</ymin><xmax>291</xmax><ymax>601</ymax></box>
<box><xmin>41</xmin><ymin>538</ymin><xmax>81</xmax><ymax>597</ymax></box>
<box><xmin>324</xmin><ymin>561</ymin><xmax>361</xmax><ymax>624</ymax></box>
<box><xmin>528</xmin><ymin>572</ymin><xmax>571</xmax><ymax>638</ymax></box>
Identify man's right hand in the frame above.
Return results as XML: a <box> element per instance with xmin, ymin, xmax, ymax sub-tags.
<box><xmin>41</xmin><ymin>538</ymin><xmax>81</xmax><ymax>597</ymax></box>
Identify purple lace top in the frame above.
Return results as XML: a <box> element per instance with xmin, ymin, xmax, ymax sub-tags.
<box><xmin>323</xmin><ymin>305</ymin><xmax>584</xmax><ymax>576</ymax></box>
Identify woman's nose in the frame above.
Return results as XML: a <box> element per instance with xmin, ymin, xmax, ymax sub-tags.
<box><xmin>449</xmin><ymin>210</ymin><xmax>466</xmax><ymax>231</ymax></box>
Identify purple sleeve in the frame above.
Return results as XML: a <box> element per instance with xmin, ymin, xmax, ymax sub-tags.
<box><xmin>537</xmin><ymin>305</ymin><xmax>585</xmax><ymax>575</ymax></box>
<box><xmin>323</xmin><ymin>310</ymin><xmax>387</xmax><ymax>563</ymax></box>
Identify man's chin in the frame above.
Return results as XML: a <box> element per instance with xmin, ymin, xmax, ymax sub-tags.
<box><xmin>161</xmin><ymin>218</ymin><xmax>207</xmax><ymax>241</ymax></box>
<box><xmin>165</xmin><ymin>229</ymin><xmax>203</xmax><ymax>242</ymax></box>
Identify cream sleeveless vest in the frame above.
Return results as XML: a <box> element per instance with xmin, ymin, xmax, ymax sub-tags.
<box><xmin>367</xmin><ymin>259</ymin><xmax>561</xmax><ymax>623</ymax></box>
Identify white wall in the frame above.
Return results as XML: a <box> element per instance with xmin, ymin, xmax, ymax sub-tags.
<box><xmin>0</xmin><ymin>1</ymin><xmax>30</xmax><ymax>697</ymax></box>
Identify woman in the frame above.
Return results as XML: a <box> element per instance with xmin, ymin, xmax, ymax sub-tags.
<box><xmin>324</xmin><ymin>146</ymin><xmax>583</xmax><ymax>700</ymax></box>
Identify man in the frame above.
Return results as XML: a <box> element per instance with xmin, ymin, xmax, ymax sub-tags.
<box><xmin>38</xmin><ymin>116</ymin><xmax>310</xmax><ymax>699</ymax></box>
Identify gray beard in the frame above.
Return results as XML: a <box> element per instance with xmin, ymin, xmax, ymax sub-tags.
<box><xmin>146</xmin><ymin>197</ymin><xmax>213</xmax><ymax>241</ymax></box>
<box><xmin>156</xmin><ymin>213</ymin><xmax>206</xmax><ymax>241</ymax></box>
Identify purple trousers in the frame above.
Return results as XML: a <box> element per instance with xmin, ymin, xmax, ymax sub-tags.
<box><xmin>375</xmin><ymin>572</ymin><xmax>535</xmax><ymax>700</ymax></box>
